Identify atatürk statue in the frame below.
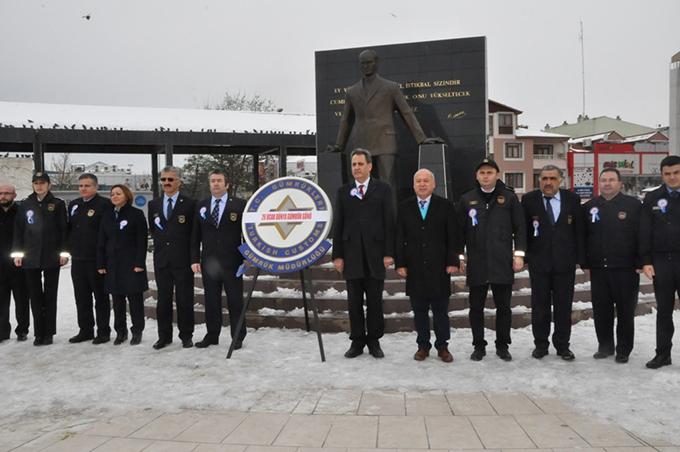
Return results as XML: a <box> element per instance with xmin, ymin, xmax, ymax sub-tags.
<box><xmin>330</xmin><ymin>49</ymin><xmax>438</xmax><ymax>190</ymax></box>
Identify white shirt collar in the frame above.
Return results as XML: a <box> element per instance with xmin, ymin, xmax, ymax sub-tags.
<box><xmin>355</xmin><ymin>177</ymin><xmax>370</xmax><ymax>190</ymax></box>
<box><xmin>164</xmin><ymin>192</ymin><xmax>179</xmax><ymax>203</ymax></box>
<box><xmin>211</xmin><ymin>193</ymin><xmax>228</xmax><ymax>204</ymax></box>
<box><xmin>417</xmin><ymin>195</ymin><xmax>432</xmax><ymax>204</ymax></box>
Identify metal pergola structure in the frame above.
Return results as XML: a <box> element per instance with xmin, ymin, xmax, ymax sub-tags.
<box><xmin>0</xmin><ymin>127</ymin><xmax>316</xmax><ymax>197</ymax></box>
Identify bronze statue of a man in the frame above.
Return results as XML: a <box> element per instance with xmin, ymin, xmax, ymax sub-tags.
<box><xmin>331</xmin><ymin>49</ymin><xmax>436</xmax><ymax>191</ymax></box>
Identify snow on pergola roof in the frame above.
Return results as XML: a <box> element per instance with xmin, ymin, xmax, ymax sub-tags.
<box><xmin>0</xmin><ymin>101</ymin><xmax>316</xmax><ymax>135</ymax></box>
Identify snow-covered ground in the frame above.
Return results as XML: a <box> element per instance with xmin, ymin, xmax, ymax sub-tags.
<box><xmin>1</xmin><ymin>267</ymin><xmax>679</xmax><ymax>445</ymax></box>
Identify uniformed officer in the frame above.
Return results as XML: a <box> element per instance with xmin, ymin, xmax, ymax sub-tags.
<box><xmin>11</xmin><ymin>172</ymin><xmax>69</xmax><ymax>346</ymax></box>
<box><xmin>457</xmin><ymin>158</ymin><xmax>526</xmax><ymax>361</ymax></box>
<box><xmin>395</xmin><ymin>169</ymin><xmax>459</xmax><ymax>362</ymax></box>
<box><xmin>522</xmin><ymin>165</ymin><xmax>585</xmax><ymax>361</ymax></box>
<box><xmin>583</xmin><ymin>168</ymin><xmax>641</xmax><ymax>363</ymax></box>
<box><xmin>0</xmin><ymin>184</ymin><xmax>29</xmax><ymax>342</ymax></box>
<box><xmin>67</xmin><ymin>173</ymin><xmax>113</xmax><ymax>344</ymax></box>
<box><xmin>640</xmin><ymin>155</ymin><xmax>680</xmax><ymax>369</ymax></box>
<box><xmin>148</xmin><ymin>166</ymin><xmax>195</xmax><ymax>349</ymax></box>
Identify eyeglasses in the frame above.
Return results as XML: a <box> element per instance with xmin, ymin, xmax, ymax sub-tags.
<box><xmin>0</xmin><ymin>192</ymin><xmax>14</xmax><ymax>196</ymax></box>
<box><xmin>160</xmin><ymin>177</ymin><xmax>176</xmax><ymax>182</ymax></box>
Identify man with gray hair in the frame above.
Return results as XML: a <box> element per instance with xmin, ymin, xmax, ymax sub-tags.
<box><xmin>148</xmin><ymin>166</ymin><xmax>196</xmax><ymax>349</ymax></box>
<box><xmin>0</xmin><ymin>183</ymin><xmax>29</xmax><ymax>342</ymax></box>
<box><xmin>67</xmin><ymin>173</ymin><xmax>113</xmax><ymax>344</ymax></box>
<box><xmin>395</xmin><ymin>169</ymin><xmax>459</xmax><ymax>362</ymax></box>
<box><xmin>521</xmin><ymin>164</ymin><xmax>585</xmax><ymax>361</ymax></box>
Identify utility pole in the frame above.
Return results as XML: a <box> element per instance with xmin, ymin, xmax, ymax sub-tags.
<box><xmin>579</xmin><ymin>19</ymin><xmax>586</xmax><ymax>118</ymax></box>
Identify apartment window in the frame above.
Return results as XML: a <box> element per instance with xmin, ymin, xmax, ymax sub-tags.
<box><xmin>533</xmin><ymin>171</ymin><xmax>541</xmax><ymax>189</ymax></box>
<box><xmin>504</xmin><ymin>142</ymin><xmax>523</xmax><ymax>160</ymax></box>
<box><xmin>488</xmin><ymin>114</ymin><xmax>494</xmax><ymax>135</ymax></box>
<box><xmin>498</xmin><ymin>113</ymin><xmax>513</xmax><ymax>134</ymax></box>
<box><xmin>505</xmin><ymin>172</ymin><xmax>525</xmax><ymax>191</ymax></box>
<box><xmin>533</xmin><ymin>144</ymin><xmax>554</xmax><ymax>159</ymax></box>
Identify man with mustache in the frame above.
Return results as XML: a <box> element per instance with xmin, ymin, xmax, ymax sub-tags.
<box><xmin>148</xmin><ymin>166</ymin><xmax>195</xmax><ymax>349</ymax></box>
<box><xmin>521</xmin><ymin>165</ymin><xmax>585</xmax><ymax>361</ymax></box>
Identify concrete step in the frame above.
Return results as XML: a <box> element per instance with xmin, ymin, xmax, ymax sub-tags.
<box><xmin>143</xmin><ymin>295</ymin><xmax>662</xmax><ymax>333</ymax></box>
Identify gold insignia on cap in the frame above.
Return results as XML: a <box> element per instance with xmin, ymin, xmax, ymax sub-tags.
<box><xmin>35</xmin><ymin>172</ymin><xmax>43</xmax><ymax>176</ymax></box>
<box><xmin>178</xmin><ymin>215</ymin><xmax>186</xmax><ymax>224</ymax></box>
<box><xmin>87</xmin><ymin>209</ymin><xmax>95</xmax><ymax>217</ymax></box>
<box><xmin>497</xmin><ymin>195</ymin><xmax>505</xmax><ymax>205</ymax></box>
<box><xmin>47</xmin><ymin>203</ymin><xmax>55</xmax><ymax>211</ymax></box>
<box><xmin>469</xmin><ymin>200</ymin><xmax>478</xmax><ymax>205</ymax></box>
<box><xmin>230</xmin><ymin>212</ymin><xmax>238</xmax><ymax>222</ymax></box>
<box><xmin>618</xmin><ymin>211</ymin><xmax>627</xmax><ymax>220</ymax></box>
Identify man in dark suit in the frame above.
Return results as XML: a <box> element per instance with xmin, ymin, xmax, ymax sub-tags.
<box><xmin>191</xmin><ymin>169</ymin><xmax>246</xmax><ymax>349</ymax></box>
<box><xmin>0</xmin><ymin>184</ymin><xmax>29</xmax><ymax>342</ymax></box>
<box><xmin>12</xmin><ymin>172</ymin><xmax>69</xmax><ymax>346</ymax></box>
<box><xmin>332</xmin><ymin>148</ymin><xmax>395</xmax><ymax>358</ymax></box>
<box><xmin>332</xmin><ymin>49</ymin><xmax>434</xmax><ymax>191</ymax></box>
<box><xmin>458</xmin><ymin>158</ymin><xmax>526</xmax><ymax>362</ymax></box>
<box><xmin>67</xmin><ymin>173</ymin><xmax>112</xmax><ymax>344</ymax></box>
<box><xmin>583</xmin><ymin>168</ymin><xmax>641</xmax><ymax>363</ymax></box>
<box><xmin>640</xmin><ymin>155</ymin><xmax>680</xmax><ymax>369</ymax></box>
<box><xmin>148</xmin><ymin>166</ymin><xmax>196</xmax><ymax>350</ymax></box>
<box><xmin>396</xmin><ymin>169</ymin><xmax>459</xmax><ymax>362</ymax></box>
<box><xmin>522</xmin><ymin>164</ymin><xmax>585</xmax><ymax>361</ymax></box>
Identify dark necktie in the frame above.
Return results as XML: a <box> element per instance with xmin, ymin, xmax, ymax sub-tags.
<box><xmin>211</xmin><ymin>198</ymin><xmax>221</xmax><ymax>225</ymax></box>
<box><xmin>114</xmin><ymin>209</ymin><xmax>119</xmax><ymax>220</ymax></box>
<box><xmin>166</xmin><ymin>197</ymin><xmax>173</xmax><ymax>220</ymax></box>
<box><xmin>358</xmin><ymin>184</ymin><xmax>365</xmax><ymax>198</ymax></box>
<box><xmin>544</xmin><ymin>196</ymin><xmax>556</xmax><ymax>225</ymax></box>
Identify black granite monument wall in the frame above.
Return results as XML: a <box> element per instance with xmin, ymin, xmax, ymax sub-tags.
<box><xmin>315</xmin><ymin>37</ymin><xmax>487</xmax><ymax>202</ymax></box>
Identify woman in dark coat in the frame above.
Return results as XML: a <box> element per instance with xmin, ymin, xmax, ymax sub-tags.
<box><xmin>97</xmin><ymin>184</ymin><xmax>148</xmax><ymax>345</ymax></box>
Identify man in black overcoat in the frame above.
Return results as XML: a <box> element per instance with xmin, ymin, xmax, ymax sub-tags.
<box><xmin>67</xmin><ymin>173</ymin><xmax>112</xmax><ymax>344</ymax></box>
<box><xmin>12</xmin><ymin>172</ymin><xmax>69</xmax><ymax>346</ymax></box>
<box><xmin>640</xmin><ymin>155</ymin><xmax>680</xmax><ymax>369</ymax></box>
<box><xmin>191</xmin><ymin>169</ymin><xmax>246</xmax><ymax>349</ymax></box>
<box><xmin>148</xmin><ymin>166</ymin><xmax>196</xmax><ymax>349</ymax></box>
<box><xmin>522</xmin><ymin>164</ymin><xmax>584</xmax><ymax>361</ymax></box>
<box><xmin>332</xmin><ymin>148</ymin><xmax>395</xmax><ymax>358</ymax></box>
<box><xmin>395</xmin><ymin>169</ymin><xmax>459</xmax><ymax>362</ymax></box>
<box><xmin>0</xmin><ymin>184</ymin><xmax>29</xmax><ymax>342</ymax></box>
<box><xmin>457</xmin><ymin>159</ymin><xmax>526</xmax><ymax>362</ymax></box>
<box><xmin>583</xmin><ymin>168</ymin><xmax>641</xmax><ymax>363</ymax></box>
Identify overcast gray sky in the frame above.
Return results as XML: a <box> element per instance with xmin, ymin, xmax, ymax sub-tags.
<box><xmin>1</xmin><ymin>0</ymin><xmax>678</xmax><ymax>170</ymax></box>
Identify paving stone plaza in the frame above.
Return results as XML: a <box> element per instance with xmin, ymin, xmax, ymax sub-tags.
<box><xmin>1</xmin><ymin>391</ymin><xmax>677</xmax><ymax>452</ymax></box>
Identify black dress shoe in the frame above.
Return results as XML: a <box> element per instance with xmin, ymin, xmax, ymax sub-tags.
<box><xmin>646</xmin><ymin>354</ymin><xmax>672</xmax><ymax>369</ymax></box>
<box><xmin>532</xmin><ymin>348</ymin><xmax>549</xmax><ymax>359</ymax></box>
<box><xmin>615</xmin><ymin>354</ymin><xmax>629</xmax><ymax>363</ymax></box>
<box><xmin>195</xmin><ymin>337</ymin><xmax>218</xmax><ymax>348</ymax></box>
<box><xmin>496</xmin><ymin>348</ymin><xmax>512</xmax><ymax>361</ymax></box>
<box><xmin>33</xmin><ymin>337</ymin><xmax>43</xmax><ymax>346</ymax></box>
<box><xmin>232</xmin><ymin>341</ymin><xmax>243</xmax><ymax>350</ymax></box>
<box><xmin>593</xmin><ymin>350</ymin><xmax>614</xmax><ymax>359</ymax></box>
<box><xmin>181</xmin><ymin>338</ymin><xmax>193</xmax><ymax>348</ymax></box>
<box><xmin>69</xmin><ymin>332</ymin><xmax>94</xmax><ymax>343</ymax></box>
<box><xmin>470</xmin><ymin>347</ymin><xmax>486</xmax><ymax>361</ymax></box>
<box><xmin>558</xmin><ymin>349</ymin><xmax>576</xmax><ymax>361</ymax></box>
<box><xmin>113</xmin><ymin>333</ymin><xmax>128</xmax><ymax>345</ymax></box>
<box><xmin>153</xmin><ymin>338</ymin><xmax>172</xmax><ymax>350</ymax></box>
<box><xmin>344</xmin><ymin>345</ymin><xmax>364</xmax><ymax>358</ymax></box>
<box><xmin>130</xmin><ymin>333</ymin><xmax>142</xmax><ymax>345</ymax></box>
<box><xmin>42</xmin><ymin>336</ymin><xmax>53</xmax><ymax>345</ymax></box>
<box><xmin>17</xmin><ymin>333</ymin><xmax>28</xmax><ymax>342</ymax></box>
<box><xmin>92</xmin><ymin>335</ymin><xmax>110</xmax><ymax>344</ymax></box>
<box><xmin>368</xmin><ymin>343</ymin><xmax>384</xmax><ymax>358</ymax></box>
